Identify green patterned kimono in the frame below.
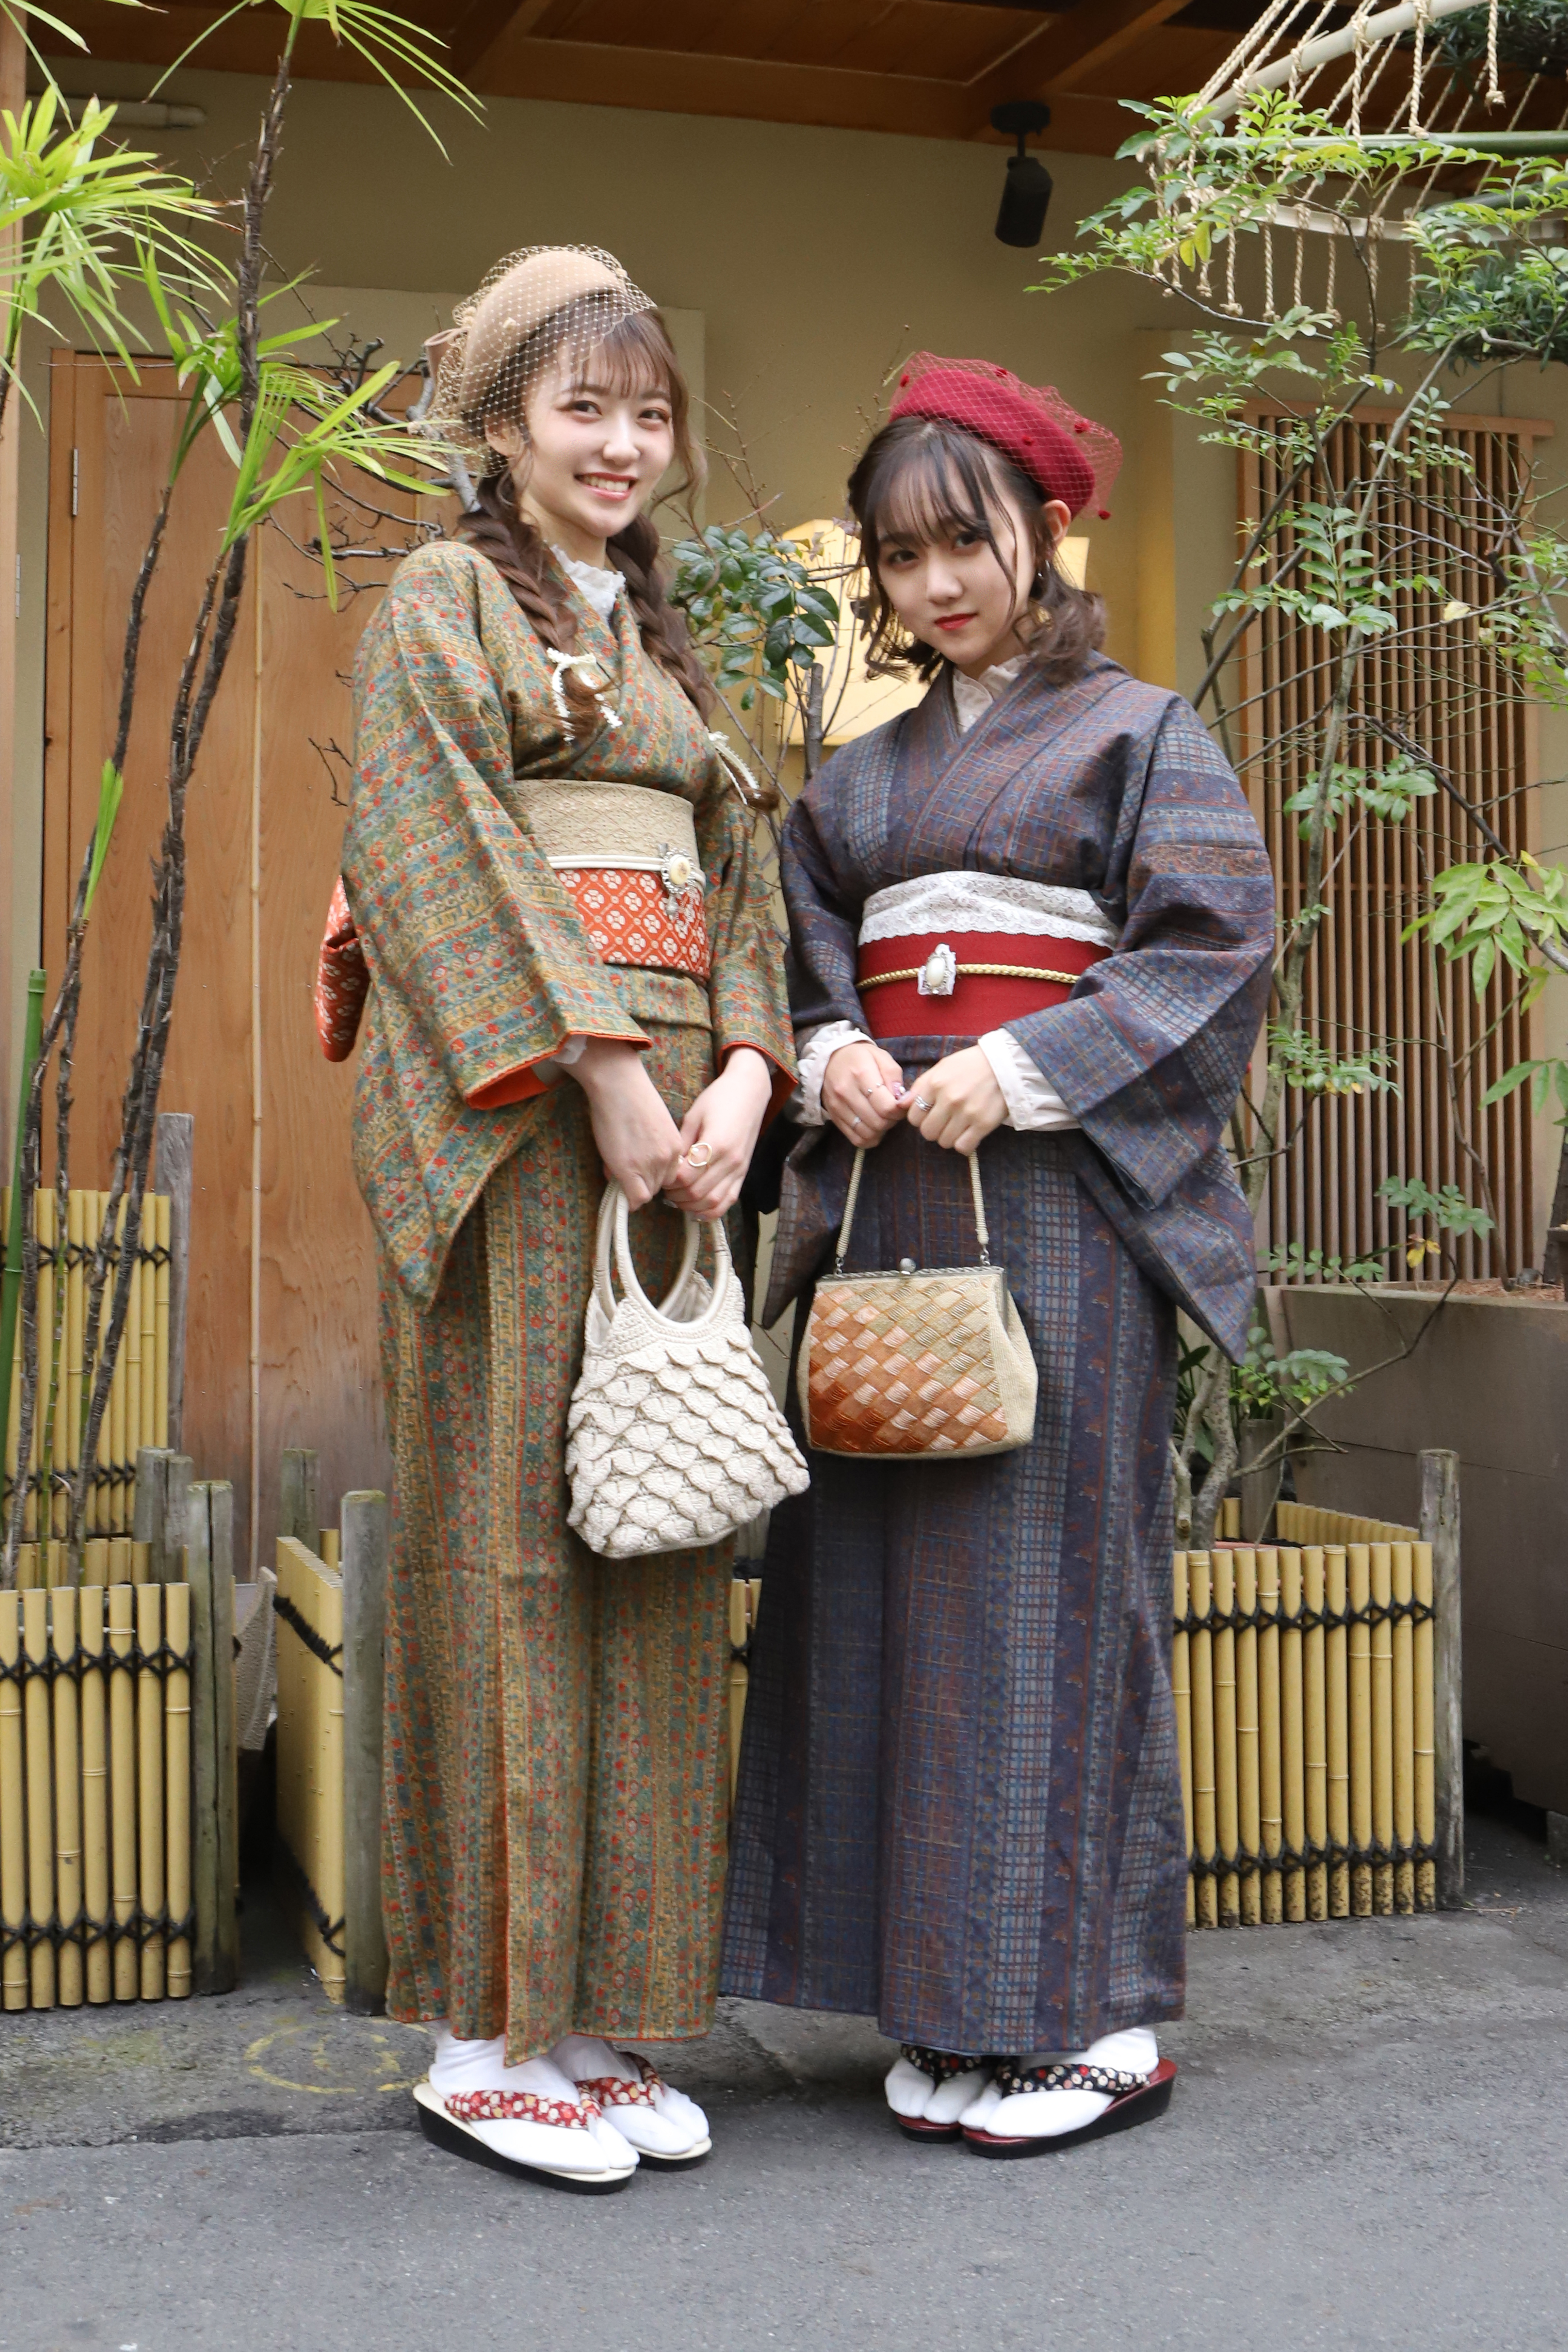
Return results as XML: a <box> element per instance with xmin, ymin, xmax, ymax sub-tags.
<box><xmin>344</xmin><ymin>539</ymin><xmax>793</xmax><ymax>2057</ymax></box>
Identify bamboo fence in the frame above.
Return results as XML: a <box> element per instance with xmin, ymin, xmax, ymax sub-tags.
<box><xmin>272</xmin><ymin>1456</ymin><xmax>388</xmax><ymax>2013</ymax></box>
<box><xmin>1</xmin><ymin>1186</ymin><xmax>173</xmax><ymax>1559</ymax></box>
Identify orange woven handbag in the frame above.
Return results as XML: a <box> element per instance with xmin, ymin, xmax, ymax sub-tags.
<box><xmin>798</xmin><ymin>1147</ymin><xmax>1037</xmax><ymax>1460</ymax></box>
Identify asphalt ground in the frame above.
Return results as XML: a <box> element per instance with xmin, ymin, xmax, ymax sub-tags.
<box><xmin>2</xmin><ymin>1804</ymin><xmax>1566</xmax><ymax>2352</ymax></box>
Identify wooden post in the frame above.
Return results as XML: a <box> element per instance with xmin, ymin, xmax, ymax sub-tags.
<box><xmin>1419</xmin><ymin>1447</ymin><xmax>1463</xmax><ymax>1911</ymax></box>
<box><xmin>153</xmin><ymin>1115</ymin><xmax>193</xmax><ymax>1455</ymax></box>
<box><xmin>188</xmin><ymin>1478</ymin><xmax>239</xmax><ymax>1992</ymax></box>
<box><xmin>0</xmin><ymin>16</ymin><xmax>25</xmax><ymax>1148</ymax></box>
<box><xmin>135</xmin><ymin>1445</ymin><xmax>191</xmax><ymax>1585</ymax></box>
<box><xmin>340</xmin><ymin>1489</ymin><xmax>387</xmax><ymax>2014</ymax></box>
<box><xmin>279</xmin><ymin>1448</ymin><xmax>319</xmax><ymax>1549</ymax></box>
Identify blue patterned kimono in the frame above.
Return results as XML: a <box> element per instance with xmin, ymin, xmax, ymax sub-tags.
<box><xmin>721</xmin><ymin>654</ymin><xmax>1274</xmax><ymax>2053</ymax></box>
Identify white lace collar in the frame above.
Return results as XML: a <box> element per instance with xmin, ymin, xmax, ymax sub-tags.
<box><xmin>950</xmin><ymin>653</ymin><xmax>1026</xmax><ymax>735</ymax></box>
<box><xmin>553</xmin><ymin>545</ymin><xmax>623</xmax><ymax>624</ymax></box>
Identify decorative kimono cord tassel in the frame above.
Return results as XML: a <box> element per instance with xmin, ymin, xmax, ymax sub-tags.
<box><xmin>708</xmin><ymin>727</ymin><xmax>761</xmax><ymax>806</ymax></box>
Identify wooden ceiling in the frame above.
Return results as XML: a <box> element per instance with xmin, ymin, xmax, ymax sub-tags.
<box><xmin>44</xmin><ymin>0</ymin><xmax>1259</xmax><ymax>155</ymax></box>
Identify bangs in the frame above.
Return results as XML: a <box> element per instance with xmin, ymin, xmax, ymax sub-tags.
<box><xmin>859</xmin><ymin>423</ymin><xmax>1011</xmax><ymax>550</ymax></box>
<box><xmin>563</xmin><ymin>309</ymin><xmax>677</xmax><ymax>403</ymax></box>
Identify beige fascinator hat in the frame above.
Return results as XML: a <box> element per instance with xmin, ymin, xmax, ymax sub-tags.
<box><xmin>423</xmin><ymin>244</ymin><xmax>656</xmax><ymax>479</ymax></box>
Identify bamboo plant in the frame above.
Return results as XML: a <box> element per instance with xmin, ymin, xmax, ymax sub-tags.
<box><xmin>0</xmin><ymin>1</ymin><xmax>477</xmax><ymax>1584</ymax></box>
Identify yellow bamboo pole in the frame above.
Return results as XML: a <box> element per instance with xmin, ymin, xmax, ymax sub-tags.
<box><xmin>66</xmin><ymin>1187</ymin><xmax>84</xmax><ymax>1520</ymax></box>
<box><xmin>164</xmin><ymin>1582</ymin><xmax>191</xmax><ymax>1999</ymax></box>
<box><xmin>23</xmin><ymin>1587</ymin><xmax>54</xmax><ymax>2007</ymax></box>
<box><xmin>1279</xmin><ymin>1547</ymin><xmax>1306</xmax><ymax>1922</ymax></box>
<box><xmin>1348</xmin><ymin>1542</ymin><xmax>1373</xmax><ymax>1917</ymax></box>
<box><xmin>92</xmin><ymin>1195</ymin><xmax>111</xmax><ymax>1538</ymax></box>
<box><xmin>1173</xmin><ymin>1549</ymin><xmax>1195</xmax><ymax>1928</ymax></box>
<box><xmin>108</xmin><ymin>1582</ymin><xmax>138</xmax><ymax>2000</ymax></box>
<box><xmin>109</xmin><ymin>1202</ymin><xmax>129</xmax><ymax>1538</ymax></box>
<box><xmin>123</xmin><ymin>1210</ymin><xmax>142</xmax><ymax>1478</ymax></box>
<box><xmin>136</xmin><ymin>1584</ymin><xmax>164</xmax><ymax>2000</ymax></box>
<box><xmin>14</xmin><ymin>1540</ymin><xmax>34</xmax><ymax>1592</ymax></box>
<box><xmin>1303</xmin><ymin>1546</ymin><xmax>1328</xmax><ymax>1920</ymax></box>
<box><xmin>34</xmin><ymin>1186</ymin><xmax>54</xmax><ymax>1544</ymax></box>
<box><xmin>108</xmin><ymin>1537</ymin><xmax>131</xmax><ymax>1587</ymax></box>
<box><xmin>1370</xmin><ymin>1541</ymin><xmax>1395</xmax><ymax>1916</ymax></box>
<box><xmin>80</xmin><ymin>1584</ymin><xmax>110</xmax><ymax>2003</ymax></box>
<box><xmin>1212</xmin><ymin>1544</ymin><xmax>1239</xmax><ymax>1926</ymax></box>
<box><xmin>1189</xmin><ymin>1550</ymin><xmax>1217</xmax><ymax>1928</ymax></box>
<box><xmin>1234</xmin><ymin>1546</ymin><xmax>1261</xmax><ymax>1926</ymax></box>
<box><xmin>153</xmin><ymin>1194</ymin><xmax>170</xmax><ymax>1450</ymax></box>
<box><xmin>83</xmin><ymin>1539</ymin><xmax>108</xmax><ymax>1587</ymax></box>
<box><xmin>1392</xmin><ymin>1540</ymin><xmax>1416</xmax><ymax>1915</ymax></box>
<box><xmin>1257</xmin><ymin>1546</ymin><xmax>1283</xmax><ymax>1925</ymax></box>
<box><xmin>0</xmin><ymin>1591</ymin><xmax>24</xmax><ymax>2008</ymax></box>
<box><xmin>1326</xmin><ymin>1542</ymin><xmax>1350</xmax><ymax>1918</ymax></box>
<box><xmin>51</xmin><ymin>1588</ymin><xmax>82</xmax><ymax>2007</ymax></box>
<box><xmin>320</xmin><ymin>1527</ymin><xmax>340</xmax><ymax>1571</ymax></box>
<box><xmin>1413</xmin><ymin>1539</ymin><xmax>1436</xmax><ymax>1911</ymax></box>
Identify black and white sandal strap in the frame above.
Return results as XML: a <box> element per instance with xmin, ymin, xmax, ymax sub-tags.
<box><xmin>994</xmin><ymin>2058</ymin><xmax>1152</xmax><ymax>2099</ymax></box>
<box><xmin>900</xmin><ymin>2044</ymin><xmax>989</xmax><ymax>2084</ymax></box>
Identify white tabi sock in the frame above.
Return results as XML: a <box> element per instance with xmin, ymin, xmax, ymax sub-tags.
<box><xmin>959</xmin><ymin>2027</ymin><xmax>1159</xmax><ymax>2137</ymax></box>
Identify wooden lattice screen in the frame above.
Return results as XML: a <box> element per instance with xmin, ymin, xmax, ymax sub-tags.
<box><xmin>1239</xmin><ymin>406</ymin><xmax>1549</xmax><ymax>1281</ymax></box>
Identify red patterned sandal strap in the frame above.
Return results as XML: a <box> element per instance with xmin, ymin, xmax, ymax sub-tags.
<box><xmin>445</xmin><ymin>2086</ymin><xmax>602</xmax><ymax>2130</ymax></box>
<box><xmin>994</xmin><ymin>2059</ymin><xmax>1151</xmax><ymax>2099</ymax></box>
<box><xmin>576</xmin><ymin>2052</ymin><xmax>662</xmax><ymax>2110</ymax></box>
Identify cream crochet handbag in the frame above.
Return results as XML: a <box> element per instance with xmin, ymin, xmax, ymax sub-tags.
<box><xmin>565</xmin><ymin>1185</ymin><xmax>810</xmax><ymax>1559</ymax></box>
<box><xmin>798</xmin><ymin>1147</ymin><xmax>1038</xmax><ymax>1460</ymax></box>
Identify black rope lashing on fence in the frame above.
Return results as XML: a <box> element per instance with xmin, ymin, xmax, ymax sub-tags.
<box><xmin>271</xmin><ymin>1592</ymin><xmax>343</xmax><ymax>1675</ymax></box>
<box><xmin>274</xmin><ymin>1836</ymin><xmax>345</xmax><ymax>1959</ymax></box>
<box><xmin>0</xmin><ymin>1901</ymin><xmax>197</xmax><ymax>1962</ymax></box>
<box><xmin>1188</xmin><ymin>1834</ymin><xmax>1438</xmax><ymax>1883</ymax></box>
<box><xmin>0</xmin><ymin>1628</ymin><xmax>193</xmax><ymax>1691</ymax></box>
<box><xmin>1176</xmin><ymin>1593</ymin><xmax>1434</xmax><ymax>1638</ymax></box>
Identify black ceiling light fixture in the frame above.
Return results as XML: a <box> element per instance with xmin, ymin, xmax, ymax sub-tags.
<box><xmin>991</xmin><ymin>100</ymin><xmax>1054</xmax><ymax>248</ymax></box>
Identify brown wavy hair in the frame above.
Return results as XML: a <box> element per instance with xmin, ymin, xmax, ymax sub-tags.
<box><xmin>847</xmin><ymin>413</ymin><xmax>1105</xmax><ymax>689</ymax></box>
<box><xmin>453</xmin><ymin>309</ymin><xmax>772</xmax><ymax>801</ymax></box>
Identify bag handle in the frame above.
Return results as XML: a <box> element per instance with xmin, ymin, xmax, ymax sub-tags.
<box><xmin>594</xmin><ymin>1181</ymin><xmax>734</xmax><ymax>1336</ymax></box>
<box><xmin>833</xmin><ymin>1146</ymin><xmax>991</xmax><ymax>1277</ymax></box>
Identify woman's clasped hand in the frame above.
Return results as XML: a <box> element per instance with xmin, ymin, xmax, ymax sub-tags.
<box><xmin>822</xmin><ymin>1038</ymin><xmax>1007</xmax><ymax>1157</ymax></box>
<box><xmin>572</xmin><ymin>1037</ymin><xmax>775</xmax><ymax>1218</ymax></box>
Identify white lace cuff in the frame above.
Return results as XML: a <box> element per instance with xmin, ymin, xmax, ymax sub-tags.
<box><xmin>792</xmin><ymin>1021</ymin><xmax>871</xmax><ymax>1125</ymax></box>
<box><xmin>977</xmin><ymin>1030</ymin><xmax>1080</xmax><ymax>1133</ymax></box>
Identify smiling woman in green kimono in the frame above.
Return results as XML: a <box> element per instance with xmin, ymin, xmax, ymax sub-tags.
<box><xmin>342</xmin><ymin>246</ymin><xmax>793</xmax><ymax>2192</ymax></box>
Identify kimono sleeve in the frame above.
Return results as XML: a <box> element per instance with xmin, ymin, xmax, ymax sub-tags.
<box><xmin>697</xmin><ymin>778</ymin><xmax>798</xmax><ymax>1114</ymax></box>
<box><xmin>344</xmin><ymin>551</ymin><xmax>646</xmax><ymax>1108</ymax></box>
<box><xmin>778</xmin><ymin>784</ymin><xmax>864</xmax><ymax>1036</ymax></box>
<box><xmin>1005</xmin><ymin>698</ymin><xmax>1274</xmax><ymax>1208</ymax></box>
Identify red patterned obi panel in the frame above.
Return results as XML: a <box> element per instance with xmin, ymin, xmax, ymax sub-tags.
<box><xmin>315</xmin><ymin>876</ymin><xmax>369</xmax><ymax>1063</ymax></box>
<box><xmin>531</xmin><ymin>777</ymin><xmax>710</xmax><ymax>982</ymax></box>
<box><xmin>856</xmin><ymin>930</ymin><xmax>1109</xmax><ymax>1040</ymax></box>
<box><xmin>550</xmin><ymin>861</ymin><xmax>710</xmax><ymax>982</ymax></box>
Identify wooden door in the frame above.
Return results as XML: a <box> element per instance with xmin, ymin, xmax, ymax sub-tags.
<box><xmin>44</xmin><ymin>353</ymin><xmax>424</xmax><ymax>1569</ymax></box>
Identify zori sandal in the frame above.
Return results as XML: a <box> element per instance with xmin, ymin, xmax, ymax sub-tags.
<box><xmin>885</xmin><ymin>2045</ymin><xmax>994</xmax><ymax>2142</ymax></box>
<box><xmin>413</xmin><ymin>2077</ymin><xmax>639</xmax><ymax>2193</ymax></box>
<box><xmin>556</xmin><ymin>2036</ymin><xmax>713</xmax><ymax>2169</ymax></box>
<box><xmin>961</xmin><ymin>2043</ymin><xmax>1177</xmax><ymax>2159</ymax></box>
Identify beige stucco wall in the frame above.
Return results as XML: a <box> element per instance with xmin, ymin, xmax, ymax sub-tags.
<box><xmin>12</xmin><ymin>61</ymin><xmax>1568</xmax><ymax>1254</ymax></box>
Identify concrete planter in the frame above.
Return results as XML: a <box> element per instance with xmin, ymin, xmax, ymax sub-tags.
<box><xmin>1266</xmin><ymin>1286</ymin><xmax>1568</xmax><ymax>1812</ymax></box>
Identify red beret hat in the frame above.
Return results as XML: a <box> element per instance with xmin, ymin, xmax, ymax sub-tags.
<box><xmin>887</xmin><ymin>352</ymin><xmax>1121</xmax><ymax>521</ymax></box>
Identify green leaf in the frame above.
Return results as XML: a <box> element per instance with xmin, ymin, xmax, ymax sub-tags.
<box><xmin>83</xmin><ymin>758</ymin><xmax>123</xmax><ymax>918</ymax></box>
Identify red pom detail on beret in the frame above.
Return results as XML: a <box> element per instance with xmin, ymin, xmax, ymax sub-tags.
<box><xmin>887</xmin><ymin>352</ymin><xmax>1121</xmax><ymax>521</ymax></box>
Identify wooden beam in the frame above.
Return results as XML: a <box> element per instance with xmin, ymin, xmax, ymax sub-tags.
<box><xmin>965</xmin><ymin>0</ymin><xmax>1196</xmax><ymax>118</ymax></box>
<box><xmin>447</xmin><ymin>0</ymin><xmax>550</xmax><ymax>83</ymax></box>
<box><xmin>478</xmin><ymin>30</ymin><xmax>1132</xmax><ymax>149</ymax></box>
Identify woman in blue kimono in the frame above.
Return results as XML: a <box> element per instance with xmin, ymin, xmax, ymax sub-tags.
<box><xmin>721</xmin><ymin>354</ymin><xmax>1275</xmax><ymax>2154</ymax></box>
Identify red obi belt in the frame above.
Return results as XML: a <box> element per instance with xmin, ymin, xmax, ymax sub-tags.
<box><xmin>856</xmin><ymin>931</ymin><xmax>1109</xmax><ymax>1040</ymax></box>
